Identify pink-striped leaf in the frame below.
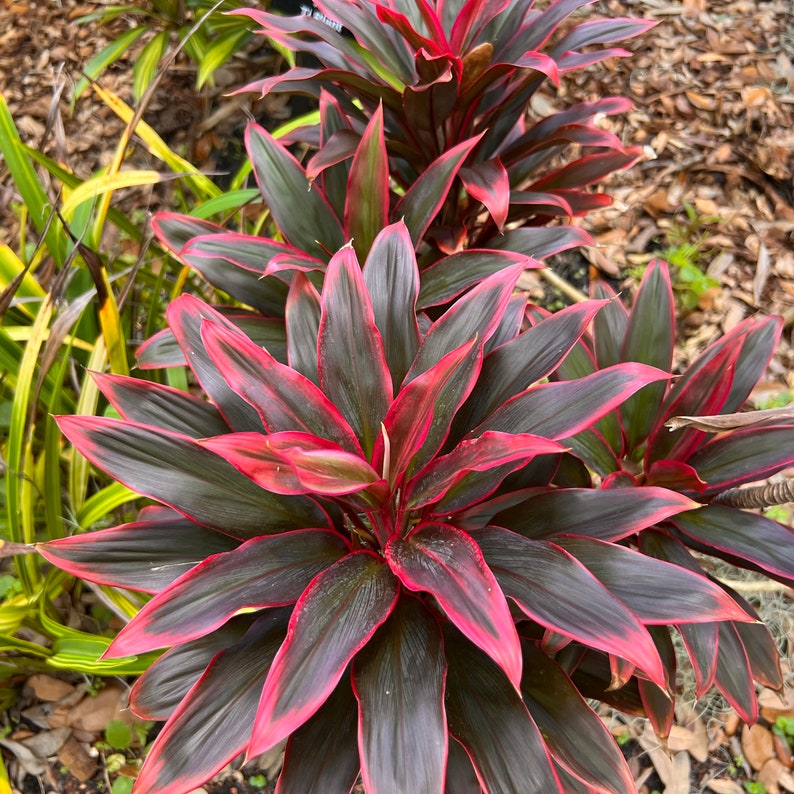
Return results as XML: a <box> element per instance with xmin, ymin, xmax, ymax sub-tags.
<box><xmin>460</xmin><ymin>158</ymin><xmax>510</xmax><ymax>231</ymax></box>
<box><xmin>151</xmin><ymin>211</ymin><xmax>221</xmax><ymax>256</ymax></box>
<box><xmin>521</xmin><ymin>641</ymin><xmax>635</xmax><ymax>794</ymax></box>
<box><xmin>166</xmin><ymin>295</ymin><xmax>263</xmax><ymax>432</ymax></box>
<box><xmin>619</xmin><ymin>260</ymin><xmax>675</xmax><ymax>450</ymax></box>
<box><xmin>201</xmin><ymin>432</ymin><xmax>387</xmax><ymax>506</ymax></box>
<box><xmin>407</xmin><ymin>263</ymin><xmax>525</xmax><ymax>381</ymax></box>
<box><xmin>201</xmin><ymin>319</ymin><xmax>361</xmax><ymax>454</ymax></box>
<box><xmin>491</xmin><ymin>486</ymin><xmax>698</xmax><ymax>541</ymax></box>
<box><xmin>473</xmin><ymin>363</ymin><xmax>669</xmax><ymax>440</ymax></box>
<box><xmin>180</xmin><ymin>232</ymin><xmax>317</xmax><ymax>316</ymax></box>
<box><xmin>639</xmin><ymin>531</ymin><xmax>719</xmax><ymax>696</ymax></box>
<box><xmin>444</xmin><ymin>628</ymin><xmax>562</xmax><ymax>793</ymax></box>
<box><xmin>453</xmin><ymin>299</ymin><xmax>607</xmax><ymax>433</ymax></box>
<box><xmin>362</xmin><ymin>221</ymin><xmax>421</xmax><ymax>386</ymax></box>
<box><xmin>672</xmin><ymin>504</ymin><xmax>794</xmax><ymax>581</ymax></box>
<box><xmin>417</xmin><ymin>249</ymin><xmax>538</xmax><ymax>310</ymax></box>
<box><xmin>248</xmin><ymin>552</ymin><xmax>399</xmax><ymax>757</ymax></box>
<box><xmin>552</xmin><ymin>17</ymin><xmax>657</xmax><ymax>55</ymax></box>
<box><xmin>275</xmin><ymin>676</ymin><xmax>360</xmax><ymax>794</ymax></box>
<box><xmin>714</xmin><ymin>620</ymin><xmax>758</xmax><ymax>724</ymax></box>
<box><xmin>92</xmin><ymin>371</ymin><xmax>228</xmax><ymax>438</ymax></box>
<box><xmin>346</xmin><ymin>104</ymin><xmax>389</xmax><ymax>260</ymax></box>
<box><xmin>405</xmin><ymin>432</ymin><xmax>564</xmax><ymax>511</ymax></box>
<box><xmin>475</xmin><ymin>527</ymin><xmax>665</xmax><ymax>685</ymax></box>
<box><xmin>729</xmin><ymin>590</ymin><xmax>783</xmax><ymax>689</ymax></box>
<box><xmin>37</xmin><ymin>517</ymin><xmax>239</xmax><ymax>594</ymax></box>
<box><xmin>492</xmin><ymin>225</ymin><xmax>594</xmax><ymax>259</ymax></box>
<box><xmin>246</xmin><ymin>122</ymin><xmax>345</xmax><ymax>259</ymax></box>
<box><xmin>687</xmin><ymin>427</ymin><xmax>794</xmax><ymax>493</ymax></box>
<box><xmin>130</xmin><ymin>614</ymin><xmax>259</xmax><ymax>720</ymax></box>
<box><xmin>529</xmin><ymin>149</ymin><xmax>641</xmax><ymax>191</ymax></box>
<box><xmin>448</xmin><ymin>0</ymin><xmax>510</xmax><ymax>52</ymax></box>
<box><xmin>352</xmin><ymin>597</ymin><xmax>447</xmax><ymax>794</ymax></box>
<box><xmin>285</xmin><ymin>272</ymin><xmax>322</xmax><ymax>383</ymax></box>
<box><xmin>395</xmin><ymin>135</ymin><xmax>482</xmax><ymax>246</ymax></box>
<box><xmin>318</xmin><ymin>246</ymin><xmax>393</xmax><ymax>456</ymax></box>
<box><xmin>55</xmin><ymin>416</ymin><xmax>327</xmax><ymax>536</ymax></box>
<box><xmin>644</xmin><ymin>460</ymin><xmax>706</xmax><ymax>493</ymax></box>
<box><xmin>105</xmin><ymin>529</ymin><xmax>348</xmax><ymax>658</ymax></box>
<box><xmin>131</xmin><ymin>612</ymin><xmax>288</xmax><ymax>794</ymax></box>
<box><xmin>373</xmin><ymin>339</ymin><xmax>478</xmax><ymax>487</ymax></box>
<box><xmin>444</xmin><ymin>737</ymin><xmax>482</xmax><ymax>794</ymax></box>
<box><xmin>555</xmin><ymin>537</ymin><xmax>751</xmax><ymax>624</ymax></box>
<box><xmin>386</xmin><ymin>522</ymin><xmax>521</xmax><ymax>687</ymax></box>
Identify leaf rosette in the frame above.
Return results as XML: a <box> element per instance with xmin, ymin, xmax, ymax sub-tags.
<box><xmin>41</xmin><ymin>228</ymin><xmax>749</xmax><ymax>793</ymax></box>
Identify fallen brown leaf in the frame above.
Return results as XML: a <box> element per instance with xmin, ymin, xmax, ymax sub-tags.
<box><xmin>742</xmin><ymin>723</ymin><xmax>777</xmax><ymax>771</ymax></box>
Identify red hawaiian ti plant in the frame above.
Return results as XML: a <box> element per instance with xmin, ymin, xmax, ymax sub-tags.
<box><xmin>41</xmin><ymin>227</ymin><xmax>752</xmax><ymax>794</ymax></box>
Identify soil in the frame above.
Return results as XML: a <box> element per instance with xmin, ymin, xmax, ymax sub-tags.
<box><xmin>1</xmin><ymin>0</ymin><xmax>794</xmax><ymax>792</ymax></box>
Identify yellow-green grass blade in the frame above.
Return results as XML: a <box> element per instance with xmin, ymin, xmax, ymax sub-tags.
<box><xmin>76</xmin><ymin>482</ymin><xmax>138</xmax><ymax>531</ymax></box>
<box><xmin>91</xmin><ymin>82</ymin><xmax>220</xmax><ymax>201</ymax></box>
<box><xmin>4</xmin><ymin>295</ymin><xmax>53</xmax><ymax>592</ymax></box>
<box><xmin>0</xmin><ymin>243</ymin><xmax>45</xmax><ymax>320</ymax></box>
<box><xmin>60</xmin><ymin>169</ymin><xmax>170</xmax><ymax>220</ymax></box>
<box><xmin>133</xmin><ymin>30</ymin><xmax>169</xmax><ymax>102</ymax></box>
<box><xmin>72</xmin><ymin>27</ymin><xmax>148</xmax><ymax>103</ymax></box>
<box><xmin>190</xmin><ymin>188</ymin><xmax>261</xmax><ymax>220</ymax></box>
<box><xmin>68</xmin><ymin>337</ymin><xmax>108</xmax><ymax>515</ymax></box>
<box><xmin>0</xmin><ymin>95</ymin><xmax>67</xmax><ymax>266</ymax></box>
<box><xmin>197</xmin><ymin>28</ymin><xmax>248</xmax><ymax>88</ymax></box>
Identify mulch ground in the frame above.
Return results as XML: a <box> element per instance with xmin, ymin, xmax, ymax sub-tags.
<box><xmin>1</xmin><ymin>0</ymin><xmax>794</xmax><ymax>792</ymax></box>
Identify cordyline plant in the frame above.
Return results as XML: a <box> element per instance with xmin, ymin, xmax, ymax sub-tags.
<box><xmin>148</xmin><ymin>106</ymin><xmax>581</xmax><ymax>372</ymax></box>
<box><xmin>234</xmin><ymin>0</ymin><xmax>653</xmax><ymax>256</ymax></box>
<box><xmin>40</xmin><ymin>224</ymin><xmax>754</xmax><ymax>793</ymax></box>
<box><xmin>551</xmin><ymin>259</ymin><xmax>794</xmax><ymax>731</ymax></box>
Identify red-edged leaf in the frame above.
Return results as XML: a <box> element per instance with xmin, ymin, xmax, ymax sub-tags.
<box><xmin>417</xmin><ymin>249</ymin><xmax>538</xmax><ymax>309</ymax></box>
<box><xmin>386</xmin><ymin>522</ymin><xmax>521</xmax><ymax>687</ymax></box>
<box><xmin>476</xmin><ymin>527</ymin><xmax>665</xmax><ymax>685</ymax></box>
<box><xmin>151</xmin><ymin>211</ymin><xmax>221</xmax><ymax>256</ymax></box>
<box><xmin>180</xmin><ymin>232</ymin><xmax>312</xmax><ymax>317</ymax></box>
<box><xmin>555</xmin><ymin>536</ymin><xmax>751</xmax><ymax>624</ymax></box>
<box><xmin>647</xmin><ymin>342</ymin><xmax>739</xmax><ymax>463</ymax></box>
<box><xmin>105</xmin><ymin>530</ymin><xmax>348</xmax><ymax>658</ymax></box>
<box><xmin>318</xmin><ymin>246</ymin><xmax>393</xmax><ymax>456</ymax></box>
<box><xmin>92</xmin><ymin>371</ymin><xmax>229</xmax><ymax>438</ymax></box>
<box><xmin>492</xmin><ymin>225</ymin><xmax>593</xmax><ymax>259</ymax></box>
<box><xmin>639</xmin><ymin>627</ymin><xmax>677</xmax><ymax>737</ymax></box>
<box><xmin>166</xmin><ymin>295</ymin><xmax>263</xmax><ymax>432</ymax></box>
<box><xmin>201</xmin><ymin>317</ymin><xmax>361</xmax><ymax>454</ymax></box>
<box><xmin>454</xmin><ymin>299</ymin><xmax>607</xmax><ymax>433</ymax></box>
<box><xmin>407</xmin><ymin>263</ymin><xmax>525</xmax><ymax>381</ymax></box>
<box><xmin>202</xmin><ymin>431</ymin><xmax>386</xmax><ymax>504</ymax></box>
<box><xmin>373</xmin><ymin>339</ymin><xmax>478</xmax><ymax>486</ymax></box>
<box><xmin>448</xmin><ymin>0</ymin><xmax>510</xmax><ymax>52</ymax></box>
<box><xmin>444</xmin><ymin>737</ymin><xmax>482</xmax><ymax>794</ymax></box>
<box><xmin>37</xmin><ymin>517</ymin><xmax>239</xmax><ymax>594</ymax></box>
<box><xmin>352</xmin><ymin>597</ymin><xmax>447</xmax><ymax>794</ymax></box>
<box><xmin>444</xmin><ymin>628</ymin><xmax>562</xmax><ymax>793</ymax></box>
<box><xmin>619</xmin><ymin>260</ymin><xmax>675</xmax><ymax>450</ymax></box>
<box><xmin>275</xmin><ymin>676</ymin><xmax>360</xmax><ymax>794</ymax></box>
<box><xmin>305</xmin><ymin>128</ymin><xmax>359</xmax><ymax>181</ymax></box>
<box><xmin>460</xmin><ymin>158</ymin><xmax>510</xmax><ymax>231</ymax></box>
<box><xmin>473</xmin><ymin>363</ymin><xmax>668</xmax><ymax>440</ymax></box>
<box><xmin>130</xmin><ymin>615</ymin><xmax>259</xmax><ymax>720</ymax></box>
<box><xmin>405</xmin><ymin>432</ymin><xmax>563</xmax><ymax>511</ymax></box>
<box><xmin>346</xmin><ymin>104</ymin><xmax>389</xmax><ymax>260</ymax></box>
<box><xmin>552</xmin><ymin>17</ymin><xmax>657</xmax><ymax>55</ymax></box>
<box><xmin>395</xmin><ymin>135</ymin><xmax>482</xmax><ymax>245</ymax></box>
<box><xmin>639</xmin><ymin>531</ymin><xmax>719</xmax><ymax>696</ymax></box>
<box><xmin>248</xmin><ymin>552</ymin><xmax>399</xmax><ymax>756</ymax></box>
<box><xmin>688</xmin><ymin>427</ymin><xmax>794</xmax><ymax>493</ymax></box>
<box><xmin>644</xmin><ymin>460</ymin><xmax>707</xmax><ymax>493</ymax></box>
<box><xmin>285</xmin><ymin>272</ymin><xmax>322</xmax><ymax>384</ymax></box>
<box><xmin>492</xmin><ymin>486</ymin><xmax>697</xmax><ymax>541</ymax></box>
<box><xmin>132</xmin><ymin>611</ymin><xmax>289</xmax><ymax>794</ymax></box>
<box><xmin>54</xmin><ymin>415</ymin><xmax>326</xmax><ymax>536</ymax></box>
<box><xmin>726</xmin><ymin>589</ymin><xmax>783</xmax><ymax>689</ymax></box>
<box><xmin>362</xmin><ymin>221</ymin><xmax>421</xmax><ymax>386</ymax></box>
<box><xmin>246</xmin><ymin>122</ymin><xmax>345</xmax><ymax>259</ymax></box>
<box><xmin>521</xmin><ymin>642</ymin><xmax>635</xmax><ymax>794</ymax></box>
<box><xmin>529</xmin><ymin>149</ymin><xmax>641</xmax><ymax>191</ymax></box>
<box><xmin>714</xmin><ymin>620</ymin><xmax>758</xmax><ymax>724</ymax></box>
<box><xmin>672</xmin><ymin>504</ymin><xmax>794</xmax><ymax>581</ymax></box>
